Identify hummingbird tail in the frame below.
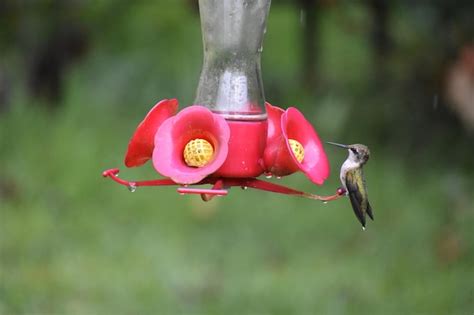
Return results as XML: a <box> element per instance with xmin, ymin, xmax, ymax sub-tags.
<box><xmin>348</xmin><ymin>191</ymin><xmax>366</xmax><ymax>228</ymax></box>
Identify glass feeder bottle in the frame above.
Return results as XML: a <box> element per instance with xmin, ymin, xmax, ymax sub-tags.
<box><xmin>195</xmin><ymin>0</ymin><xmax>271</xmax><ymax>121</ymax></box>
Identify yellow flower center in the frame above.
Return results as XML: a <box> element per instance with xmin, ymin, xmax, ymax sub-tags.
<box><xmin>289</xmin><ymin>139</ymin><xmax>305</xmax><ymax>163</ymax></box>
<box><xmin>183</xmin><ymin>138</ymin><xmax>214</xmax><ymax>167</ymax></box>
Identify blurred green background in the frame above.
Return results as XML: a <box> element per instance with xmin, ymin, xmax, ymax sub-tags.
<box><xmin>1</xmin><ymin>1</ymin><xmax>473</xmax><ymax>314</ymax></box>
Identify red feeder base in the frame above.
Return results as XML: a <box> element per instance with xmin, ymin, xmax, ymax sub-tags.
<box><xmin>213</xmin><ymin>120</ymin><xmax>267</xmax><ymax>178</ymax></box>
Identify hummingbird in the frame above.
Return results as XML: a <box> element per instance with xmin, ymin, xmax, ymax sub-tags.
<box><xmin>327</xmin><ymin>142</ymin><xmax>374</xmax><ymax>228</ymax></box>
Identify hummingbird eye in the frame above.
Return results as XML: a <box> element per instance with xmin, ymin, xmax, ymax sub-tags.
<box><xmin>350</xmin><ymin>148</ymin><xmax>358</xmax><ymax>155</ymax></box>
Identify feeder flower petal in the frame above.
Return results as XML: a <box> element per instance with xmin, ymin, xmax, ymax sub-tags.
<box><xmin>124</xmin><ymin>99</ymin><xmax>178</xmax><ymax>167</ymax></box>
<box><xmin>263</xmin><ymin>103</ymin><xmax>330</xmax><ymax>185</ymax></box>
<box><xmin>152</xmin><ymin>106</ymin><xmax>230</xmax><ymax>185</ymax></box>
<box><xmin>265</xmin><ymin>102</ymin><xmax>285</xmax><ymax>149</ymax></box>
<box><xmin>262</xmin><ymin>103</ymin><xmax>286</xmax><ymax>171</ymax></box>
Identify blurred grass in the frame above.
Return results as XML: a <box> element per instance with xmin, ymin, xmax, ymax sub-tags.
<box><xmin>1</xmin><ymin>95</ymin><xmax>473</xmax><ymax>314</ymax></box>
<box><xmin>1</xmin><ymin>1</ymin><xmax>474</xmax><ymax>314</ymax></box>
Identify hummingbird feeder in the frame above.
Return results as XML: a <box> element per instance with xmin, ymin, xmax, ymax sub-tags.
<box><xmin>102</xmin><ymin>0</ymin><xmax>346</xmax><ymax>203</ymax></box>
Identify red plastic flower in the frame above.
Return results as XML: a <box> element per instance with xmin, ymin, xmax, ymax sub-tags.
<box><xmin>123</xmin><ymin>99</ymin><xmax>327</xmax><ymax>186</ymax></box>
<box><xmin>152</xmin><ymin>106</ymin><xmax>230</xmax><ymax>184</ymax></box>
<box><xmin>124</xmin><ymin>99</ymin><xmax>178</xmax><ymax>167</ymax></box>
<box><xmin>105</xmin><ymin>100</ymin><xmax>343</xmax><ymax>205</ymax></box>
<box><xmin>263</xmin><ymin>103</ymin><xmax>330</xmax><ymax>185</ymax></box>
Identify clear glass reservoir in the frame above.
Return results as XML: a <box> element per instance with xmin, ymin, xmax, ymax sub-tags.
<box><xmin>195</xmin><ymin>0</ymin><xmax>271</xmax><ymax>120</ymax></box>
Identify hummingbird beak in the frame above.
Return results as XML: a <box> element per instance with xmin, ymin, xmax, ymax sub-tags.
<box><xmin>326</xmin><ymin>141</ymin><xmax>349</xmax><ymax>149</ymax></box>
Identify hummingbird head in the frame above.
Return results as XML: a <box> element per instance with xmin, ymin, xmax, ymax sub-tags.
<box><xmin>326</xmin><ymin>142</ymin><xmax>370</xmax><ymax>165</ymax></box>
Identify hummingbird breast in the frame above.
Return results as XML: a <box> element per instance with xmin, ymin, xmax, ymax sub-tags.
<box><xmin>340</xmin><ymin>158</ymin><xmax>360</xmax><ymax>191</ymax></box>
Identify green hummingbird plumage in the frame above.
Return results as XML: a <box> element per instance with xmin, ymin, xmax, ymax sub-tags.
<box><xmin>327</xmin><ymin>142</ymin><xmax>374</xmax><ymax>228</ymax></box>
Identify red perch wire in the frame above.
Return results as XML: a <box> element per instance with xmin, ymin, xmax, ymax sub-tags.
<box><xmin>102</xmin><ymin>168</ymin><xmax>346</xmax><ymax>202</ymax></box>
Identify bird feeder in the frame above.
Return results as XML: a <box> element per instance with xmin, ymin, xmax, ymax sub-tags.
<box><xmin>102</xmin><ymin>0</ymin><xmax>345</xmax><ymax>202</ymax></box>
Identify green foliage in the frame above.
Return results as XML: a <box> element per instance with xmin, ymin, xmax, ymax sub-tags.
<box><xmin>1</xmin><ymin>1</ymin><xmax>473</xmax><ymax>314</ymax></box>
<box><xmin>1</xmin><ymin>96</ymin><xmax>473</xmax><ymax>314</ymax></box>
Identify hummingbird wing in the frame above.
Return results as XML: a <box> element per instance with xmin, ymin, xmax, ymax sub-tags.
<box><xmin>367</xmin><ymin>202</ymin><xmax>374</xmax><ymax>220</ymax></box>
<box><xmin>345</xmin><ymin>168</ymin><xmax>370</xmax><ymax>227</ymax></box>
